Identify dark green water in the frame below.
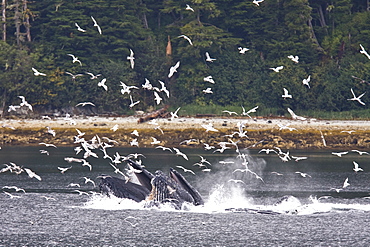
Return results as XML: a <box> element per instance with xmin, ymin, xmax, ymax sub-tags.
<box><xmin>1</xmin><ymin>146</ymin><xmax>370</xmax><ymax>246</ymax></box>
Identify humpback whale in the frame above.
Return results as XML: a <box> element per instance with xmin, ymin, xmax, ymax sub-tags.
<box><xmin>99</xmin><ymin>159</ymin><xmax>204</xmax><ymax>209</ymax></box>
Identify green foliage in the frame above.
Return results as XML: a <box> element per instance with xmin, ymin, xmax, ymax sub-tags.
<box><xmin>0</xmin><ymin>0</ymin><xmax>370</xmax><ymax>118</ymax></box>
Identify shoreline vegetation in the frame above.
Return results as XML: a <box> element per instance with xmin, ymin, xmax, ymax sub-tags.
<box><xmin>1</xmin><ymin>114</ymin><xmax>370</xmax><ymax>150</ymax></box>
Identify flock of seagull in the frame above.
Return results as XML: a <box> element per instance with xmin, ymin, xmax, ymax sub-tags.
<box><xmin>25</xmin><ymin>4</ymin><xmax>370</xmax><ymax>110</ymax></box>
<box><xmin>1</xmin><ymin>107</ymin><xmax>369</xmax><ymax>203</ymax></box>
<box><xmin>2</xmin><ymin>3</ymin><xmax>370</xmax><ymax>205</ymax></box>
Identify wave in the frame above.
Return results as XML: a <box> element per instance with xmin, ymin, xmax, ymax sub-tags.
<box><xmin>79</xmin><ymin>183</ymin><xmax>370</xmax><ymax>216</ymax></box>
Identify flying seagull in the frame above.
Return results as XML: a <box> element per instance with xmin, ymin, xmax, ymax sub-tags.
<box><xmin>287</xmin><ymin>55</ymin><xmax>299</xmax><ymax>63</ymax></box>
<box><xmin>58</xmin><ymin>166</ymin><xmax>72</xmax><ymax>174</ymax></box>
<box><xmin>74</xmin><ymin>22</ymin><xmax>86</xmax><ymax>32</ymax></box>
<box><xmin>2</xmin><ymin>186</ymin><xmax>26</xmax><ymax>193</ymax></box>
<box><xmin>120</xmin><ymin>81</ymin><xmax>139</xmax><ymax>95</ymax></box>
<box><xmin>353</xmin><ymin>161</ymin><xmax>364</xmax><ymax>172</ymax></box>
<box><xmin>158</xmin><ymin>80</ymin><xmax>170</xmax><ymax>98</ymax></box>
<box><xmin>85</xmin><ymin>72</ymin><xmax>101</xmax><ymax>79</ymax></box>
<box><xmin>228</xmin><ymin>179</ymin><xmax>245</xmax><ymax>184</ymax></box>
<box><xmin>347</xmin><ymin>88</ymin><xmax>366</xmax><ymax>105</ymax></box>
<box><xmin>24</xmin><ymin>168</ymin><xmax>42</xmax><ymax>181</ymax></box>
<box><xmin>98</xmin><ymin>78</ymin><xmax>108</xmax><ymax>91</ymax></box>
<box><xmin>91</xmin><ymin>16</ymin><xmax>102</xmax><ymax>34</ymax></box>
<box><xmin>65</xmin><ymin>72</ymin><xmax>84</xmax><ymax>80</ymax></box>
<box><xmin>222</xmin><ymin>110</ymin><xmax>238</xmax><ymax>115</ymax></box>
<box><xmin>67</xmin><ymin>54</ymin><xmax>82</xmax><ymax>66</ymax></box>
<box><xmin>173</xmin><ymin>148</ymin><xmax>189</xmax><ymax>160</ymax></box>
<box><xmin>331</xmin><ymin>151</ymin><xmax>348</xmax><ymax>157</ymax></box>
<box><xmin>82</xmin><ymin>176</ymin><xmax>96</xmax><ymax>187</ymax></box>
<box><xmin>185</xmin><ymin>4</ymin><xmax>194</xmax><ymax>12</ymax></box>
<box><xmin>282</xmin><ymin>88</ymin><xmax>292</xmax><ymax>99</ymax></box>
<box><xmin>246</xmin><ymin>106</ymin><xmax>258</xmax><ymax>114</ymax></box>
<box><xmin>302</xmin><ymin>75</ymin><xmax>311</xmax><ymax>88</ymax></box>
<box><xmin>202</xmin><ymin>88</ymin><xmax>213</xmax><ymax>94</ymax></box>
<box><xmin>168</xmin><ymin>61</ymin><xmax>180</xmax><ymax>78</ymax></box>
<box><xmin>142</xmin><ymin>78</ymin><xmax>153</xmax><ymax>90</ymax></box>
<box><xmin>270</xmin><ymin>66</ymin><xmax>284</xmax><ymax>72</ymax></box>
<box><xmin>3</xmin><ymin>191</ymin><xmax>21</xmax><ymax>199</ymax></box>
<box><xmin>253</xmin><ymin>0</ymin><xmax>264</xmax><ymax>6</ymax></box>
<box><xmin>202</xmin><ymin>122</ymin><xmax>218</xmax><ymax>132</ymax></box>
<box><xmin>287</xmin><ymin>108</ymin><xmax>306</xmax><ymax>120</ymax></box>
<box><xmin>153</xmin><ymin>91</ymin><xmax>162</xmax><ymax>105</ymax></box>
<box><xmin>170</xmin><ymin>107</ymin><xmax>181</xmax><ymax>121</ymax></box>
<box><xmin>205</xmin><ymin>52</ymin><xmax>216</xmax><ymax>62</ymax></box>
<box><xmin>32</xmin><ymin>67</ymin><xmax>47</xmax><ymax>76</ymax></box>
<box><xmin>18</xmin><ymin>96</ymin><xmax>33</xmax><ymax>111</ymax></box>
<box><xmin>360</xmin><ymin>44</ymin><xmax>370</xmax><ymax>60</ymax></box>
<box><xmin>75</xmin><ymin>102</ymin><xmax>95</xmax><ymax>107</ymax></box>
<box><xmin>175</xmin><ymin>165</ymin><xmax>195</xmax><ymax>175</ymax></box>
<box><xmin>39</xmin><ymin>142</ymin><xmax>57</xmax><ymax>148</ymax></box>
<box><xmin>204</xmin><ymin>76</ymin><xmax>215</xmax><ymax>84</ymax></box>
<box><xmin>129</xmin><ymin>95</ymin><xmax>140</xmax><ymax>108</ymax></box>
<box><xmin>343</xmin><ymin>177</ymin><xmax>350</xmax><ymax>188</ymax></box>
<box><xmin>295</xmin><ymin>171</ymin><xmax>311</xmax><ymax>178</ymax></box>
<box><xmin>127</xmin><ymin>49</ymin><xmax>135</xmax><ymax>69</ymax></box>
<box><xmin>351</xmin><ymin>149</ymin><xmax>369</xmax><ymax>155</ymax></box>
<box><xmin>178</xmin><ymin>35</ymin><xmax>193</xmax><ymax>46</ymax></box>
<box><xmin>238</xmin><ymin>47</ymin><xmax>250</xmax><ymax>54</ymax></box>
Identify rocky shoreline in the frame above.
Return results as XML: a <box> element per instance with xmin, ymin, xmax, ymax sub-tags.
<box><xmin>1</xmin><ymin>116</ymin><xmax>370</xmax><ymax>150</ymax></box>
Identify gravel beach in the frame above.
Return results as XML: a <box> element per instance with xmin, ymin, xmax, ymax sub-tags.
<box><xmin>1</xmin><ymin>115</ymin><xmax>370</xmax><ymax>149</ymax></box>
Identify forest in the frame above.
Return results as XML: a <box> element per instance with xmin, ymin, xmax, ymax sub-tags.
<box><xmin>0</xmin><ymin>0</ymin><xmax>370</xmax><ymax>118</ymax></box>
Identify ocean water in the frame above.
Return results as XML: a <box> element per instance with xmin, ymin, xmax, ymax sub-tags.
<box><xmin>1</xmin><ymin>146</ymin><xmax>370</xmax><ymax>246</ymax></box>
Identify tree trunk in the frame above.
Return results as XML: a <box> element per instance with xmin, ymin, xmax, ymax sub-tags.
<box><xmin>23</xmin><ymin>0</ymin><xmax>31</xmax><ymax>42</ymax></box>
<box><xmin>137</xmin><ymin>105</ymin><xmax>169</xmax><ymax>123</ymax></box>
<box><xmin>166</xmin><ymin>35</ymin><xmax>172</xmax><ymax>57</ymax></box>
<box><xmin>1</xmin><ymin>0</ymin><xmax>5</xmax><ymax>42</ymax></box>
<box><xmin>0</xmin><ymin>89</ymin><xmax>7</xmax><ymax>118</ymax></box>
<box><xmin>308</xmin><ymin>16</ymin><xmax>325</xmax><ymax>54</ymax></box>
<box><xmin>317</xmin><ymin>5</ymin><xmax>327</xmax><ymax>29</ymax></box>
<box><xmin>142</xmin><ymin>12</ymin><xmax>148</xmax><ymax>29</ymax></box>
<box><xmin>14</xmin><ymin>0</ymin><xmax>21</xmax><ymax>46</ymax></box>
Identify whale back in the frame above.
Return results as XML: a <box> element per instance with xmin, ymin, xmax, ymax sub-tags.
<box><xmin>99</xmin><ymin>175</ymin><xmax>150</xmax><ymax>202</ymax></box>
<box><xmin>170</xmin><ymin>168</ymin><xmax>204</xmax><ymax>206</ymax></box>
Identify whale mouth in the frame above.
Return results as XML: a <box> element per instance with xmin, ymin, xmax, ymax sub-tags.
<box><xmin>98</xmin><ymin>159</ymin><xmax>204</xmax><ymax>209</ymax></box>
<box><xmin>146</xmin><ymin>170</ymin><xmax>194</xmax><ymax>208</ymax></box>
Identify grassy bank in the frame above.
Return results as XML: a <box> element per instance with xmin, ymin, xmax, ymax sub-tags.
<box><xmin>2</xmin><ymin>125</ymin><xmax>370</xmax><ymax>150</ymax></box>
<box><xmin>177</xmin><ymin>104</ymin><xmax>370</xmax><ymax>120</ymax></box>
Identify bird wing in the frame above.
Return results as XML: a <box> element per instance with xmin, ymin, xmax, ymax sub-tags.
<box><xmin>247</xmin><ymin>106</ymin><xmax>258</xmax><ymax>114</ymax></box>
<box><xmin>91</xmin><ymin>16</ymin><xmax>97</xmax><ymax>25</ymax></box>
<box><xmin>287</xmin><ymin>108</ymin><xmax>296</xmax><ymax>117</ymax></box>
<box><xmin>353</xmin><ymin>161</ymin><xmax>359</xmax><ymax>169</ymax></box>
<box><xmin>350</xmin><ymin>88</ymin><xmax>356</xmax><ymax>98</ymax></box>
<box><xmin>174</xmin><ymin>107</ymin><xmax>181</xmax><ymax>114</ymax></box>
<box><xmin>174</xmin><ymin>61</ymin><xmax>180</xmax><ymax>69</ymax></box>
<box><xmin>358</xmin><ymin>92</ymin><xmax>366</xmax><ymax>98</ymax></box>
<box><xmin>97</xmin><ymin>25</ymin><xmax>102</xmax><ymax>34</ymax></box>
<box><xmin>184</xmin><ymin>36</ymin><xmax>192</xmax><ymax>45</ymax></box>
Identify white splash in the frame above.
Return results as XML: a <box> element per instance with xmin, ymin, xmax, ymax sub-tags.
<box><xmin>81</xmin><ymin>194</ymin><xmax>144</xmax><ymax>210</ymax></box>
<box><xmin>77</xmin><ymin>148</ymin><xmax>370</xmax><ymax>215</ymax></box>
